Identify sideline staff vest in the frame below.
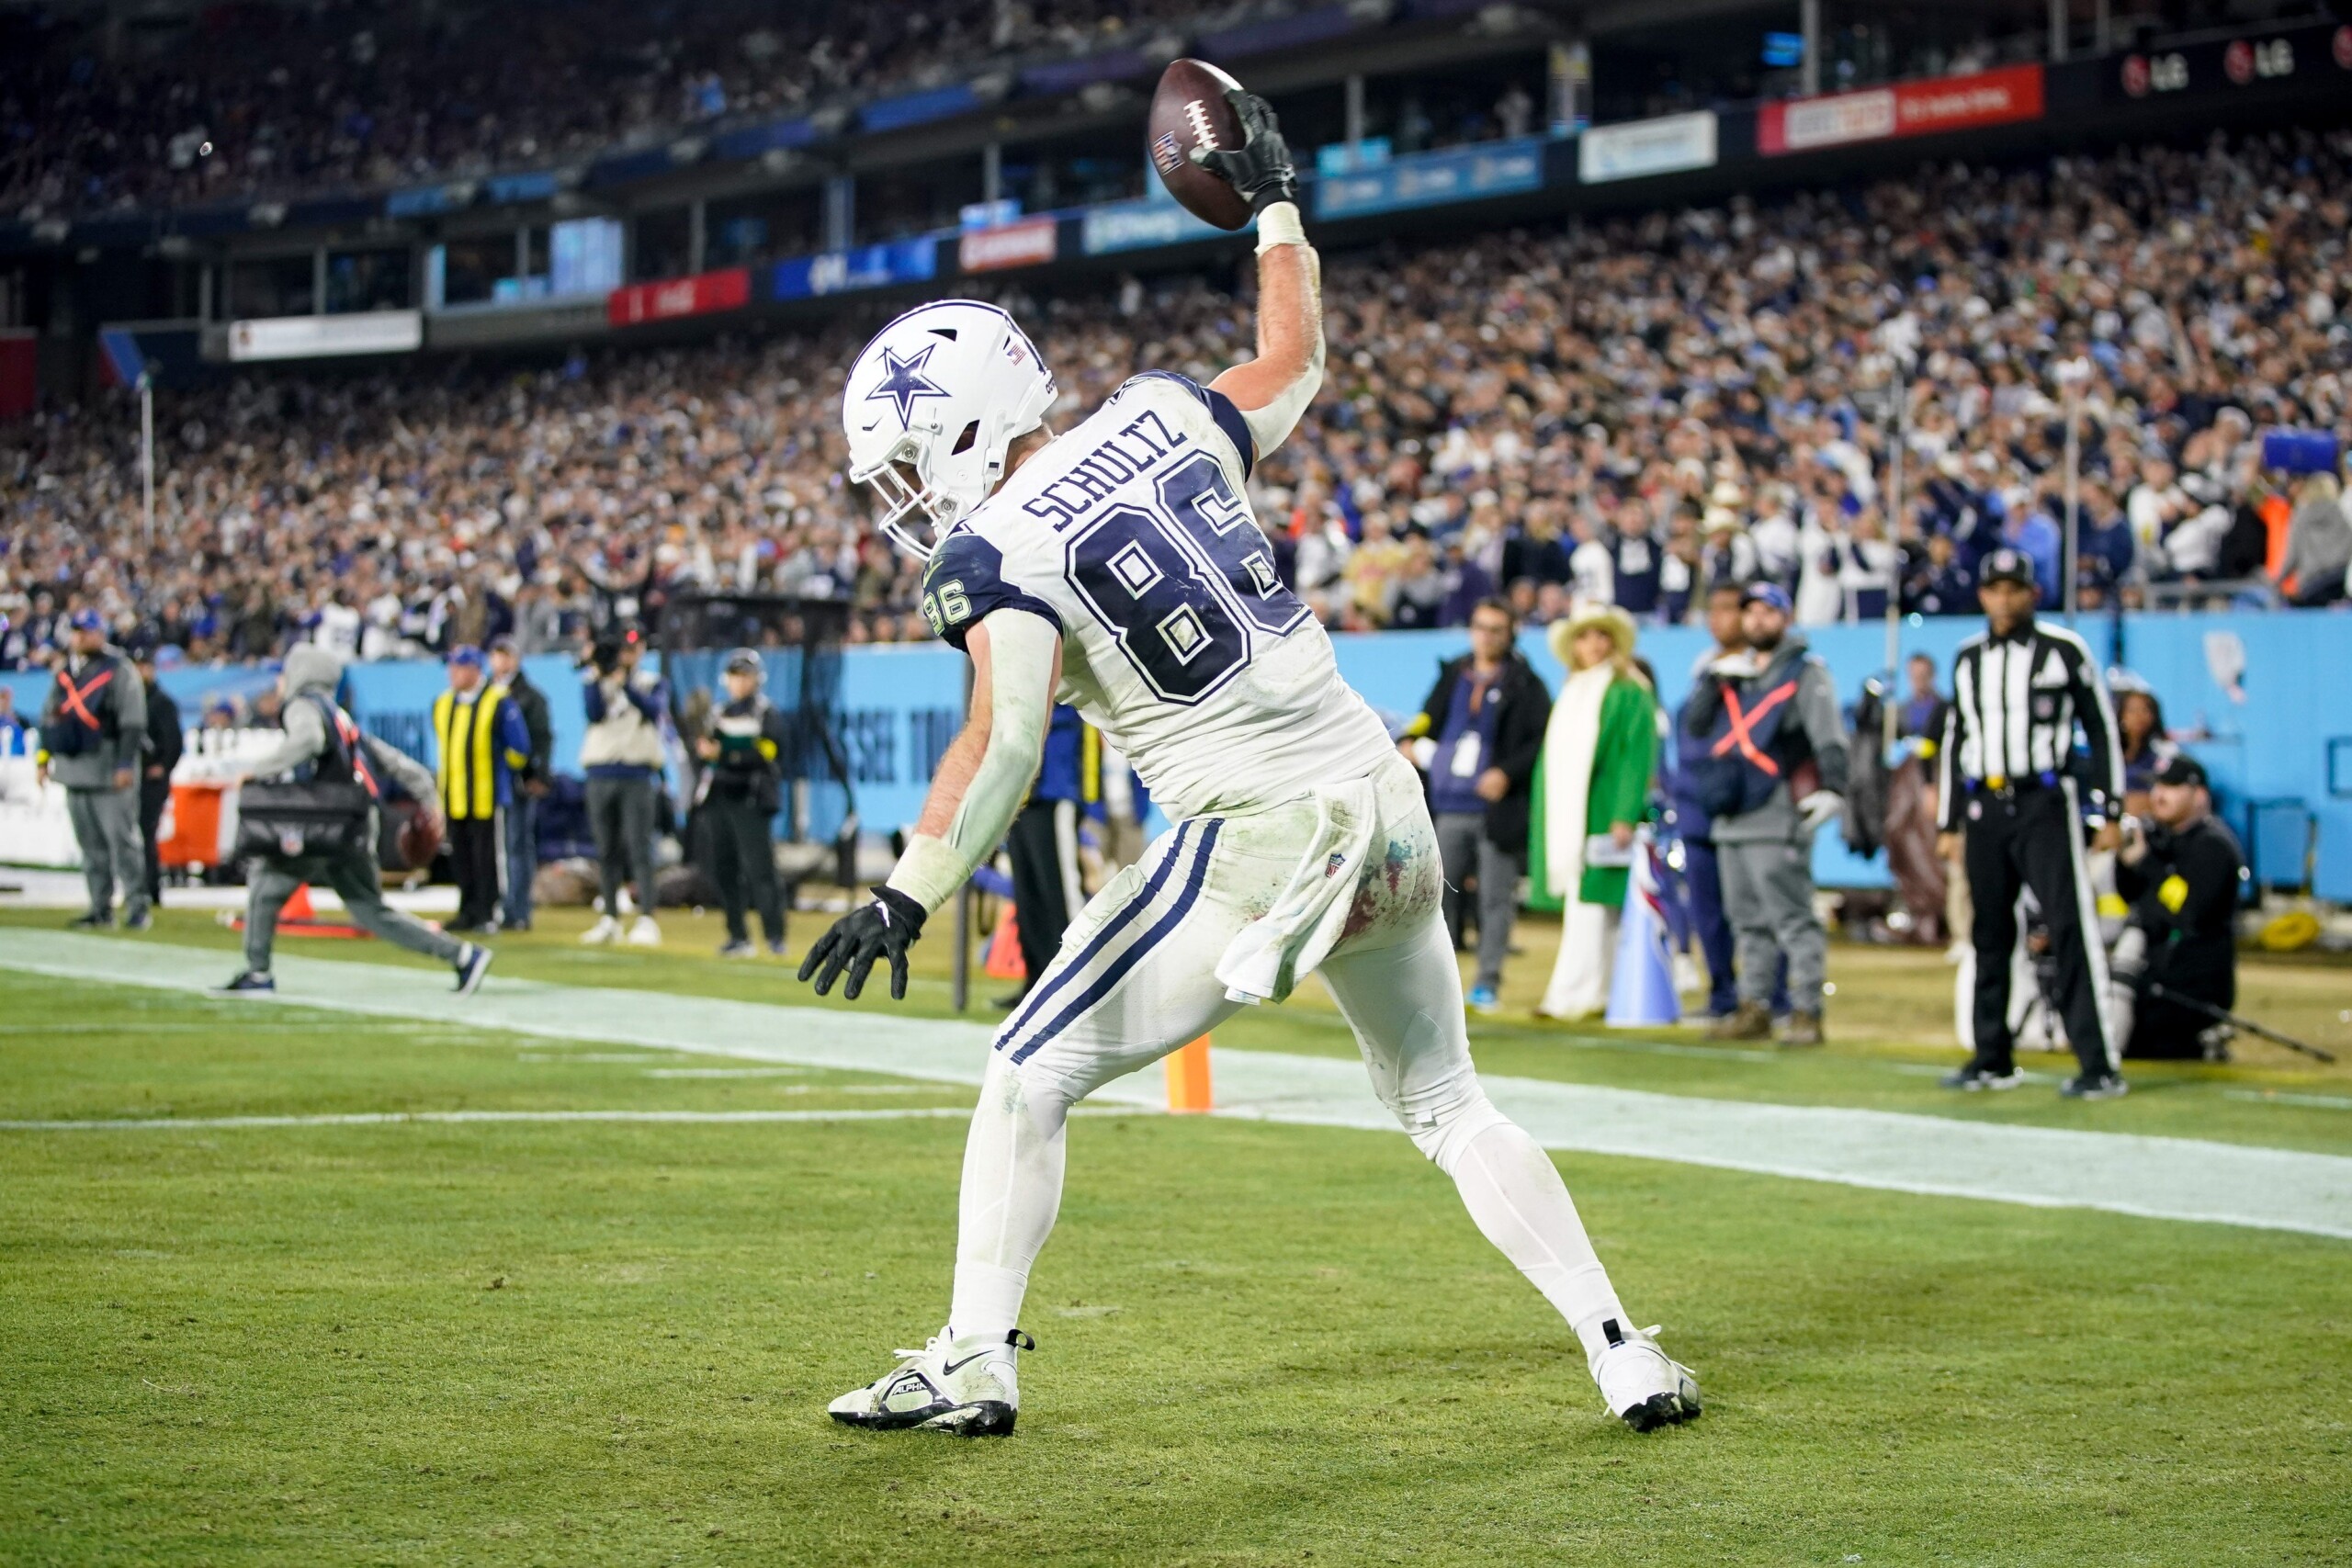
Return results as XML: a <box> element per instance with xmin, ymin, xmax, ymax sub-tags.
<box><xmin>432</xmin><ymin>684</ymin><xmax>514</xmax><ymax>821</ymax></box>
<box><xmin>1684</xmin><ymin>673</ymin><xmax>1802</xmax><ymax>821</ymax></box>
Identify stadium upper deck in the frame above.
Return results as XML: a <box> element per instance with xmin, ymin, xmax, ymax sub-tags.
<box><xmin>4</xmin><ymin>128</ymin><xmax>2345</xmax><ymax>662</ymax></box>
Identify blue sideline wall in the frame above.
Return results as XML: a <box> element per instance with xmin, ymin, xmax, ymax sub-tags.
<box><xmin>9</xmin><ymin>612</ymin><xmax>2347</xmax><ymax>897</ymax></box>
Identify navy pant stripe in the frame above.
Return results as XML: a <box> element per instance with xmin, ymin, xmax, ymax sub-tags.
<box><xmin>999</xmin><ymin>819</ymin><xmax>1194</xmax><ymax>1055</ymax></box>
<box><xmin>1009</xmin><ymin>818</ymin><xmax>1223</xmax><ymax>1066</ymax></box>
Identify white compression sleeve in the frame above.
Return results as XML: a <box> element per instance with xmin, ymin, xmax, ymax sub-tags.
<box><xmin>885</xmin><ymin>608</ymin><xmax>1060</xmax><ymax>915</ymax></box>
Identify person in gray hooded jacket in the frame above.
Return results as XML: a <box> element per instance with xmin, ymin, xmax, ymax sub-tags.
<box><xmin>219</xmin><ymin>645</ymin><xmax>492</xmax><ymax>996</ymax></box>
<box><xmin>36</xmin><ymin>609</ymin><xmax>149</xmax><ymax>930</ymax></box>
<box><xmin>1680</xmin><ymin>582</ymin><xmax>1850</xmax><ymax>1045</ymax></box>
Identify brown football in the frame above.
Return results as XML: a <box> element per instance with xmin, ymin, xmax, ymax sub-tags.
<box><xmin>396</xmin><ymin>807</ymin><xmax>444</xmax><ymax>872</ymax></box>
<box><xmin>1148</xmin><ymin>58</ymin><xmax>1252</xmax><ymax>231</ymax></box>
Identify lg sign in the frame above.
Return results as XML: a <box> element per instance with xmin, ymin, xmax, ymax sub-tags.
<box><xmin>2120</xmin><ymin>53</ymin><xmax>2188</xmax><ymax>96</ymax></box>
<box><xmin>2224</xmin><ymin>38</ymin><xmax>2295</xmax><ymax>84</ymax></box>
<box><xmin>2122</xmin><ymin>31</ymin><xmax>2332</xmax><ymax>97</ymax></box>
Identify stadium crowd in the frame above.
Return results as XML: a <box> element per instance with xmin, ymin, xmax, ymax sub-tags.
<box><xmin>4</xmin><ymin>130</ymin><xmax>2349</xmax><ymax>670</ymax></box>
<box><xmin>1</xmin><ymin>0</ymin><xmax>1233</xmax><ymax>220</ymax></box>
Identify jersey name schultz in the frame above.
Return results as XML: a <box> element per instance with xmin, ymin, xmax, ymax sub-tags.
<box><xmin>919</xmin><ymin>373</ymin><xmax>1389</xmax><ymax>818</ymax></box>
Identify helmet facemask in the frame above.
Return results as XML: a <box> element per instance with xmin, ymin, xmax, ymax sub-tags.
<box><xmin>854</xmin><ymin>433</ymin><xmax>973</xmax><ymax>563</ymax></box>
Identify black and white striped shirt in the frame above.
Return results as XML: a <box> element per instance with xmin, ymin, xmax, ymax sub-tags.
<box><xmin>1937</xmin><ymin>619</ymin><xmax>2122</xmax><ymax>831</ymax></box>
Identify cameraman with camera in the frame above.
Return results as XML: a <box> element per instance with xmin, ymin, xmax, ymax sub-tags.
<box><xmin>2108</xmin><ymin>755</ymin><xmax>2245</xmax><ymax>1059</ymax></box>
<box><xmin>219</xmin><ymin>646</ymin><xmax>491</xmax><ymax>995</ymax></box>
<box><xmin>579</xmin><ymin>625</ymin><xmax>667</xmax><ymax>947</ymax></box>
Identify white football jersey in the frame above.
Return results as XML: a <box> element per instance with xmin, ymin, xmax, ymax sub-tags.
<box><xmin>919</xmin><ymin>371</ymin><xmax>1395</xmax><ymax>821</ymax></box>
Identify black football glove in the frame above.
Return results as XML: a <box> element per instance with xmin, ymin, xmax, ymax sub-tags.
<box><xmin>797</xmin><ymin>886</ymin><xmax>927</xmax><ymax>1001</ymax></box>
<box><xmin>1189</xmin><ymin>88</ymin><xmax>1299</xmax><ymax>215</ymax></box>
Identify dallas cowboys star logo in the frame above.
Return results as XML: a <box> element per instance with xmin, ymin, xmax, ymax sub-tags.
<box><xmin>864</xmin><ymin>344</ymin><xmax>949</xmax><ymax>429</ymax></box>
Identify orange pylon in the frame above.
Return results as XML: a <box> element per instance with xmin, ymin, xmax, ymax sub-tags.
<box><xmin>983</xmin><ymin>901</ymin><xmax>1026</xmax><ymax>981</ymax></box>
<box><xmin>1165</xmin><ymin>1035</ymin><xmax>1213</xmax><ymax>1113</ymax></box>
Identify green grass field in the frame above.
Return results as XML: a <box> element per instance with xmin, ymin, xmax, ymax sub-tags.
<box><xmin>4</xmin><ymin>906</ymin><xmax>2349</xmax><ymax>1563</ymax></box>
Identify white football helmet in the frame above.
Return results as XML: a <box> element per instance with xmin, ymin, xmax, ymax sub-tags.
<box><xmin>842</xmin><ymin>299</ymin><xmax>1057</xmax><ymax>560</ymax></box>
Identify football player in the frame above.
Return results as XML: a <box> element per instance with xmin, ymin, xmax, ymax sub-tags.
<box><xmin>802</xmin><ymin>91</ymin><xmax>1699</xmax><ymax>1438</ymax></box>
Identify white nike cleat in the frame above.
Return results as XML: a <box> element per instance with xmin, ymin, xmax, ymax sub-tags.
<box><xmin>625</xmin><ymin>916</ymin><xmax>662</xmax><ymax>947</ymax></box>
<box><xmin>1590</xmin><ymin>1319</ymin><xmax>1702</xmax><ymax>1433</ymax></box>
<box><xmin>580</xmin><ymin>915</ymin><xmax>620</xmax><ymax>945</ymax></box>
<box><xmin>828</xmin><ymin>1328</ymin><xmax>1033</xmax><ymax>1437</ymax></box>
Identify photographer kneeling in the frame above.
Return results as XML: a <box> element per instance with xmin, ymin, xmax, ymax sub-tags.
<box><xmin>2109</xmin><ymin>755</ymin><xmax>2245</xmax><ymax>1060</ymax></box>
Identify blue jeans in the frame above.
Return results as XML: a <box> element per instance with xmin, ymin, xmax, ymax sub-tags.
<box><xmin>502</xmin><ymin>795</ymin><xmax>538</xmax><ymax>929</ymax></box>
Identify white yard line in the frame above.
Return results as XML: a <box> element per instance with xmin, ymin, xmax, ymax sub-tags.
<box><xmin>5</xmin><ymin>931</ymin><xmax>2349</xmax><ymax>1242</ymax></box>
<box><xmin>642</xmin><ymin>1066</ymin><xmax>815</xmax><ymax>1078</ymax></box>
<box><xmin>2223</xmin><ymin>1089</ymin><xmax>2352</xmax><ymax>1111</ymax></box>
<box><xmin>0</xmin><ymin>1107</ymin><xmax>980</xmax><ymax>1131</ymax></box>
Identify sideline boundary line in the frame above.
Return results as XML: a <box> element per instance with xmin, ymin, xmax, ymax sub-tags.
<box><xmin>0</xmin><ymin>1106</ymin><xmax>1158</xmax><ymax>1132</ymax></box>
<box><xmin>0</xmin><ymin>1107</ymin><xmax>980</xmax><ymax>1131</ymax></box>
<box><xmin>3</xmin><ymin>931</ymin><xmax>2347</xmax><ymax>1242</ymax></box>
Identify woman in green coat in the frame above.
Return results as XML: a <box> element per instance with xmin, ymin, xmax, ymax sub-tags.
<box><xmin>1532</xmin><ymin>604</ymin><xmax>1658</xmax><ymax>1020</ymax></box>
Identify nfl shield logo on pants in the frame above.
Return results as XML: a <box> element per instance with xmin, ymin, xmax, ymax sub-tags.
<box><xmin>279</xmin><ymin>829</ymin><xmax>305</xmax><ymax>857</ymax></box>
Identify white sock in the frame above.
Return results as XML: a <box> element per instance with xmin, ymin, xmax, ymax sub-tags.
<box><xmin>1446</xmin><ymin>1118</ymin><xmax>1629</xmax><ymax>1371</ymax></box>
<box><xmin>947</xmin><ymin>1055</ymin><xmax>1068</xmax><ymax>1341</ymax></box>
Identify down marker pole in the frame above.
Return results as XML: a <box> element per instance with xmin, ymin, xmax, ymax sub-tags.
<box><xmin>1165</xmin><ymin>1035</ymin><xmax>1213</xmax><ymax>1113</ymax></box>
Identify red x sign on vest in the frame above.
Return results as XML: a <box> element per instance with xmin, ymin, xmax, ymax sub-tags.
<box><xmin>1710</xmin><ymin>679</ymin><xmax>1798</xmax><ymax>778</ymax></box>
<box><xmin>55</xmin><ymin>666</ymin><xmax>114</xmax><ymax>730</ymax></box>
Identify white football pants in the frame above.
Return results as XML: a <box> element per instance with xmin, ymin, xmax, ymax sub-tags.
<box><xmin>950</xmin><ymin>753</ymin><xmax>1634</xmax><ymax>1370</ymax></box>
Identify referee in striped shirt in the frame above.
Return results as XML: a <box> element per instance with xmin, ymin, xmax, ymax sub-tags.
<box><xmin>1936</xmin><ymin>548</ymin><xmax>2129</xmax><ymax>1100</ymax></box>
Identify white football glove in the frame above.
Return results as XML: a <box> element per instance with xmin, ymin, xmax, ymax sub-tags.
<box><xmin>1707</xmin><ymin>651</ymin><xmax>1762</xmax><ymax>680</ymax></box>
<box><xmin>1797</xmin><ymin>791</ymin><xmax>1845</xmax><ymax>833</ymax></box>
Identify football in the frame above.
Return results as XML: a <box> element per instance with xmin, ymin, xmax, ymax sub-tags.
<box><xmin>1148</xmin><ymin>57</ymin><xmax>1253</xmax><ymax>231</ymax></box>
<box><xmin>396</xmin><ymin>807</ymin><xmax>444</xmax><ymax>871</ymax></box>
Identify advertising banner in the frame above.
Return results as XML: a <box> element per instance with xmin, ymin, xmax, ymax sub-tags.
<box><xmin>385</xmin><ymin>183</ymin><xmax>469</xmax><ymax>219</ymax></box>
<box><xmin>771</xmin><ymin>239</ymin><xmax>939</xmax><ymax>301</ymax></box>
<box><xmin>1080</xmin><ymin>197</ymin><xmax>1227</xmax><ymax>255</ymax></box>
<box><xmin>859</xmin><ymin>83</ymin><xmax>981</xmax><ymax>135</ymax></box>
<box><xmin>484</xmin><ymin>170</ymin><xmax>560</xmax><ymax>205</ymax></box>
<box><xmin>711</xmin><ymin>117</ymin><xmax>819</xmax><ymax>162</ymax></box>
<box><xmin>0</xmin><ymin>328</ymin><xmax>33</xmax><ymax>416</ymax></box>
<box><xmin>1017</xmin><ymin>50</ymin><xmax>1149</xmax><ymax>95</ymax></box>
<box><xmin>2108</xmin><ymin>21</ymin><xmax>2346</xmax><ymax>103</ymax></box>
<box><xmin>1758</xmin><ymin>63</ymin><xmax>2043</xmax><ymax>155</ymax></box>
<box><xmin>605</xmin><ymin>267</ymin><xmax>752</xmax><ymax>327</ymax></box>
<box><xmin>1577</xmin><ymin>111</ymin><xmax>1718</xmax><ymax>184</ymax></box>
<box><xmin>956</xmin><ymin>216</ymin><xmax>1058</xmax><ymax>273</ymax></box>
<box><xmin>1314</xmin><ymin>135</ymin><xmax>1545</xmax><ymax>220</ymax></box>
<box><xmin>17</xmin><ymin>606</ymin><xmax>2347</xmax><ymax>893</ymax></box>
<box><xmin>227</xmin><ymin>310</ymin><xmax>424</xmax><ymax>361</ymax></box>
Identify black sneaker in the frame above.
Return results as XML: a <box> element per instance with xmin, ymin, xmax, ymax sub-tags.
<box><xmin>215</xmin><ymin>971</ymin><xmax>277</xmax><ymax>994</ymax></box>
<box><xmin>123</xmin><ymin>908</ymin><xmax>153</xmax><ymax>932</ymax></box>
<box><xmin>67</xmin><ymin>909</ymin><xmax>113</xmax><ymax>931</ymax></box>
<box><xmin>453</xmin><ymin>943</ymin><xmax>494</xmax><ymax>996</ymax></box>
<box><xmin>1941</xmin><ymin>1065</ymin><xmax>2026</xmax><ymax>1091</ymax></box>
<box><xmin>2060</xmin><ymin>1072</ymin><xmax>2129</xmax><ymax>1100</ymax></box>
